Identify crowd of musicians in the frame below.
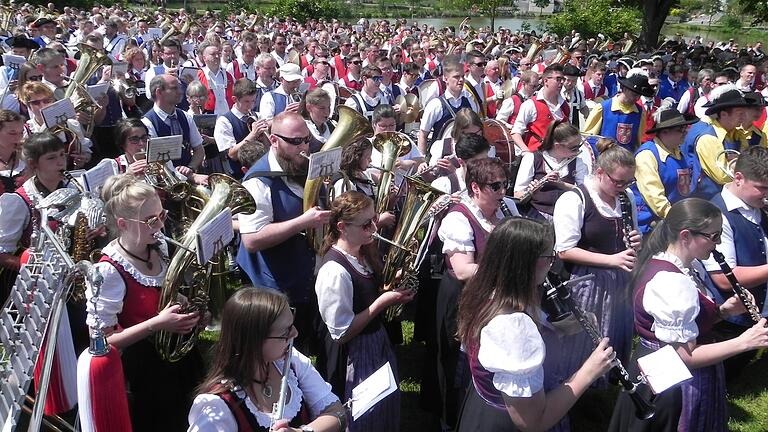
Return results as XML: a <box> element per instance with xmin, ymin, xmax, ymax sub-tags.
<box><xmin>4</xmin><ymin>3</ymin><xmax>768</xmax><ymax>432</ymax></box>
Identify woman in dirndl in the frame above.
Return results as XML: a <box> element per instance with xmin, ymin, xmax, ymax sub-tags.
<box><xmin>608</xmin><ymin>198</ymin><xmax>768</xmax><ymax>431</ymax></box>
<box><xmin>551</xmin><ymin>140</ymin><xmax>641</xmax><ymax>386</ymax></box>
<box><xmin>314</xmin><ymin>191</ymin><xmax>415</xmax><ymax>432</ymax></box>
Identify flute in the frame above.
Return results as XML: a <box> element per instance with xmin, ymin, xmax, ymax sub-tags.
<box><xmin>271</xmin><ymin>339</ymin><xmax>294</xmax><ymax>429</ymax></box>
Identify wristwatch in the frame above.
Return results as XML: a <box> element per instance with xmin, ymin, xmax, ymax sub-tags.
<box><xmin>299</xmin><ymin>426</ymin><xmax>315</xmax><ymax>432</ymax></box>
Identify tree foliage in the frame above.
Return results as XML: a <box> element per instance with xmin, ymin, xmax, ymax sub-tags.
<box><xmin>735</xmin><ymin>0</ymin><xmax>768</xmax><ymax>24</ymax></box>
<box><xmin>454</xmin><ymin>0</ymin><xmax>517</xmax><ymax>31</ymax></box>
<box><xmin>545</xmin><ymin>0</ymin><xmax>641</xmax><ymax>40</ymax></box>
<box><xmin>267</xmin><ymin>0</ymin><xmax>348</xmax><ymax>22</ymax></box>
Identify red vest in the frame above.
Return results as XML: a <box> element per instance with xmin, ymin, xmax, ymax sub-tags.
<box><xmin>299</xmin><ymin>55</ymin><xmax>310</xmax><ymax>71</ymax></box>
<box><xmin>754</xmin><ymin>106</ymin><xmax>767</xmax><ymax>130</ymax></box>
<box><xmin>524</xmin><ymin>96</ymin><xmax>570</xmax><ymax>151</ymax></box>
<box><xmin>506</xmin><ymin>94</ymin><xmax>525</xmax><ymax>125</ymax></box>
<box><xmin>197</xmin><ymin>69</ymin><xmax>235</xmax><ymax>113</ymax></box>
<box><xmin>304</xmin><ymin>75</ymin><xmax>319</xmax><ymax>90</ymax></box>
<box><xmin>99</xmin><ymin>254</ymin><xmax>161</xmax><ymax>329</ymax></box>
<box><xmin>230</xmin><ymin>59</ymin><xmax>243</xmax><ymax>80</ymax></box>
<box><xmin>341</xmin><ymin>74</ymin><xmax>363</xmax><ymax>92</ymax></box>
<box><xmin>333</xmin><ymin>55</ymin><xmax>347</xmax><ymax>80</ymax></box>
<box><xmin>485</xmin><ymin>81</ymin><xmax>497</xmax><ymax>118</ymax></box>
<box><xmin>639</xmin><ymin>96</ymin><xmax>662</xmax><ymax>142</ymax></box>
<box><xmin>583</xmin><ymin>83</ymin><xmax>607</xmax><ymax>100</ymax></box>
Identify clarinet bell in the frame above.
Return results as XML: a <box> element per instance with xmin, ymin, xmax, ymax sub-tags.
<box><xmin>629</xmin><ymin>390</ymin><xmax>656</xmax><ymax>420</ymax></box>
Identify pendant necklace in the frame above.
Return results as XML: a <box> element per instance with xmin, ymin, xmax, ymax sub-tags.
<box><xmin>253</xmin><ymin>371</ymin><xmax>273</xmax><ymax>398</ymax></box>
<box><xmin>118</xmin><ymin>239</ymin><xmax>154</xmax><ymax>270</ymax></box>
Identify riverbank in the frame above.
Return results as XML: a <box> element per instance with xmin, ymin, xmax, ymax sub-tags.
<box><xmin>665</xmin><ymin>22</ymin><xmax>768</xmax><ymax>45</ymax></box>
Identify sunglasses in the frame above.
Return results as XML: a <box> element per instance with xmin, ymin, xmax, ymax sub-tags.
<box><xmin>539</xmin><ymin>249</ymin><xmax>556</xmax><ymax>265</ymax></box>
<box><xmin>350</xmin><ymin>60</ymin><xmax>363</xmax><ymax>65</ymax></box>
<box><xmin>368</xmin><ymin>75</ymin><xmax>383</xmax><ymax>82</ymax></box>
<box><xmin>273</xmin><ymin>133</ymin><xmax>311</xmax><ymax>146</ymax></box>
<box><xmin>520</xmin><ymin>62</ymin><xmax>532</xmax><ymax>66</ymax></box>
<box><xmin>348</xmin><ymin>216</ymin><xmax>377</xmax><ymax>230</ymax></box>
<box><xmin>690</xmin><ymin>230</ymin><xmax>722</xmax><ymax>243</ymax></box>
<box><xmin>126</xmin><ymin>209</ymin><xmax>168</xmax><ymax>229</ymax></box>
<box><xmin>473</xmin><ymin>62</ymin><xmax>487</xmax><ymax>68</ymax></box>
<box><xmin>484</xmin><ymin>181</ymin><xmax>507</xmax><ymax>192</ymax></box>
<box><xmin>265</xmin><ymin>307</ymin><xmax>297</xmax><ymax>341</ymax></box>
<box><xmin>27</xmin><ymin>75</ymin><xmax>43</xmax><ymax>81</ymax></box>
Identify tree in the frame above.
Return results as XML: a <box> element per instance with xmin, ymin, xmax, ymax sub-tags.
<box><xmin>455</xmin><ymin>0</ymin><xmax>517</xmax><ymax>32</ymax></box>
<box><xmin>546</xmin><ymin>0</ymin><xmax>641</xmax><ymax>40</ymax></box>
<box><xmin>533</xmin><ymin>0</ymin><xmax>551</xmax><ymax>16</ymax></box>
<box><xmin>638</xmin><ymin>0</ymin><xmax>677</xmax><ymax>49</ymax></box>
<box><xmin>735</xmin><ymin>0</ymin><xmax>768</xmax><ymax>24</ymax></box>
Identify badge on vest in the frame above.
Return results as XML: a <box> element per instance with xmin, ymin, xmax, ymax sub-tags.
<box><xmin>677</xmin><ymin>168</ymin><xmax>692</xmax><ymax>196</ymax></box>
<box><xmin>616</xmin><ymin>123</ymin><xmax>633</xmax><ymax>146</ymax></box>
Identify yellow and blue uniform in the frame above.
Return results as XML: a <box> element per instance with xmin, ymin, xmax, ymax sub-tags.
<box><xmin>683</xmin><ymin>118</ymin><xmax>748</xmax><ymax>200</ymax></box>
<box><xmin>583</xmin><ymin>97</ymin><xmax>645</xmax><ymax>153</ymax></box>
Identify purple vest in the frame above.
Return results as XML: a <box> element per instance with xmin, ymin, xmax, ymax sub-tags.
<box><xmin>323</xmin><ymin>247</ymin><xmax>383</xmax><ymax>335</ymax></box>
<box><xmin>634</xmin><ymin>259</ymin><xmax>719</xmax><ymax>343</ymax></box>
<box><xmin>444</xmin><ymin>203</ymin><xmax>490</xmax><ymax>273</ymax></box>
<box><xmin>530</xmin><ymin>151</ymin><xmax>577</xmax><ymax>216</ymax></box>
<box><xmin>575</xmin><ymin>184</ymin><xmax>624</xmax><ymax>254</ymax></box>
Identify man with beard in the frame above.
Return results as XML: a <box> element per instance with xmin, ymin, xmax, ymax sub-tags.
<box><xmin>237</xmin><ymin>111</ymin><xmax>331</xmax><ymax>353</ymax></box>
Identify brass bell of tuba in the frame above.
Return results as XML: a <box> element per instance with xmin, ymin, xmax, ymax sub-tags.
<box><xmin>155</xmin><ymin>174</ymin><xmax>256</xmax><ymax>362</ymax></box>
<box><xmin>372</xmin><ymin>131</ymin><xmax>412</xmax><ymax>215</ymax></box>
<box><xmin>64</xmin><ymin>43</ymin><xmax>113</xmax><ymax>137</ymax></box>
<box><xmin>302</xmin><ymin>106</ymin><xmax>373</xmax><ymax>252</ymax></box>
<box><xmin>525</xmin><ymin>37</ymin><xmax>544</xmax><ymax>63</ymax></box>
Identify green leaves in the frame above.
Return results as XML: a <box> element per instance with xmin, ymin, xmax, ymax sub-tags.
<box><xmin>545</xmin><ymin>0</ymin><xmax>641</xmax><ymax>40</ymax></box>
<box><xmin>267</xmin><ymin>0</ymin><xmax>348</xmax><ymax>22</ymax></box>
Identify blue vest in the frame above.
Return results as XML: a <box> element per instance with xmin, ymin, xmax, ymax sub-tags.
<box><xmin>599</xmin><ymin>98</ymin><xmax>642</xmax><ymax>153</ymax></box>
<box><xmin>143</xmin><ymin>108</ymin><xmax>193</xmax><ymax>167</ymax></box>
<box><xmin>604</xmin><ymin>73</ymin><xmax>620</xmax><ymax>97</ymax></box>
<box><xmin>683</xmin><ymin>120</ymin><xmax>744</xmax><ymax>200</ymax></box>
<box><xmin>254</xmin><ymin>85</ymin><xmax>273</xmax><ymax>115</ymax></box>
<box><xmin>351</xmin><ymin>94</ymin><xmax>380</xmax><ymax>121</ymax></box>
<box><xmin>222</xmin><ymin>111</ymin><xmax>247</xmax><ymax>179</ymax></box>
<box><xmin>432</xmin><ymin>96</ymin><xmax>473</xmax><ymax>141</ymax></box>
<box><xmin>236</xmin><ymin>155</ymin><xmax>315</xmax><ymax>303</ymax></box>
<box><xmin>711</xmin><ymin>193</ymin><xmax>768</xmax><ymax>326</ymax></box>
<box><xmin>657</xmin><ymin>78</ymin><xmax>690</xmax><ymax>103</ymax></box>
<box><xmin>630</xmin><ymin>141</ymin><xmax>692</xmax><ymax>233</ymax></box>
<box><xmin>270</xmin><ymin>92</ymin><xmax>288</xmax><ymax>116</ymax></box>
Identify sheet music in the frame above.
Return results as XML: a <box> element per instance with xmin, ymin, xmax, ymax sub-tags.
<box><xmin>147</xmin><ymin>28</ymin><xmax>163</xmax><ymax>41</ymax></box>
<box><xmin>83</xmin><ymin>159</ymin><xmax>118</xmax><ymax>193</ymax></box>
<box><xmin>195</xmin><ymin>208</ymin><xmax>234</xmax><ymax>265</ymax></box>
<box><xmin>307</xmin><ymin>147</ymin><xmax>342</xmax><ymax>180</ymax></box>
<box><xmin>2</xmin><ymin>54</ymin><xmax>25</xmax><ymax>72</ymax></box>
<box><xmin>349</xmin><ymin>362</ymin><xmax>397</xmax><ymax>420</ymax></box>
<box><xmin>146</xmin><ymin>135</ymin><xmax>183</xmax><ymax>162</ymax></box>
<box><xmin>86</xmin><ymin>82</ymin><xmax>110</xmax><ymax>100</ymax></box>
<box><xmin>179</xmin><ymin>66</ymin><xmax>199</xmax><ymax>82</ymax></box>
<box><xmin>41</xmin><ymin>99</ymin><xmax>76</xmax><ymax>129</ymax></box>
<box><xmin>111</xmin><ymin>61</ymin><xmax>129</xmax><ymax>76</ymax></box>
<box><xmin>637</xmin><ymin>344</ymin><xmax>692</xmax><ymax>394</ymax></box>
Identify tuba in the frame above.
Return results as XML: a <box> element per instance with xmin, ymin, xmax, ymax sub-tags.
<box><xmin>376</xmin><ymin>176</ymin><xmax>445</xmax><ymax>319</ymax></box>
<box><xmin>64</xmin><ymin>43</ymin><xmax>113</xmax><ymax>137</ymax></box>
<box><xmin>526</xmin><ymin>37</ymin><xmax>544</xmax><ymax>63</ymax></box>
<box><xmin>140</xmin><ymin>152</ymin><xmax>192</xmax><ymax>202</ymax></box>
<box><xmin>373</xmin><ymin>132</ymin><xmax>412</xmax><ymax>215</ymax></box>
<box><xmin>155</xmin><ymin>174</ymin><xmax>255</xmax><ymax>362</ymax></box>
<box><xmin>552</xmin><ymin>46</ymin><xmax>571</xmax><ymax>65</ymax></box>
<box><xmin>302</xmin><ymin>106</ymin><xmax>373</xmax><ymax>252</ymax></box>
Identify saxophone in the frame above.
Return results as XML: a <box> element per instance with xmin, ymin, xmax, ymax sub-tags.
<box><xmin>68</xmin><ymin>211</ymin><xmax>92</xmax><ymax>303</ymax></box>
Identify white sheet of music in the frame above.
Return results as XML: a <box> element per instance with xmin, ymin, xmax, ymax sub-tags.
<box><xmin>637</xmin><ymin>344</ymin><xmax>692</xmax><ymax>394</ymax></box>
<box><xmin>111</xmin><ymin>61</ymin><xmax>129</xmax><ymax>76</ymax></box>
<box><xmin>195</xmin><ymin>208</ymin><xmax>234</xmax><ymax>265</ymax></box>
<box><xmin>307</xmin><ymin>147</ymin><xmax>342</xmax><ymax>180</ymax></box>
<box><xmin>41</xmin><ymin>98</ymin><xmax>76</xmax><ymax>128</ymax></box>
<box><xmin>86</xmin><ymin>82</ymin><xmax>110</xmax><ymax>100</ymax></box>
<box><xmin>147</xmin><ymin>28</ymin><xmax>163</xmax><ymax>41</ymax></box>
<box><xmin>2</xmin><ymin>53</ymin><xmax>26</xmax><ymax>71</ymax></box>
<box><xmin>146</xmin><ymin>135</ymin><xmax>183</xmax><ymax>162</ymax></box>
<box><xmin>83</xmin><ymin>159</ymin><xmax>118</xmax><ymax>193</ymax></box>
<box><xmin>349</xmin><ymin>361</ymin><xmax>397</xmax><ymax>420</ymax></box>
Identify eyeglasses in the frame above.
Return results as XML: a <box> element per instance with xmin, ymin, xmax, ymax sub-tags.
<box><xmin>520</xmin><ymin>62</ymin><xmax>532</xmax><ymax>66</ymax></box>
<box><xmin>605</xmin><ymin>171</ymin><xmax>636</xmax><ymax>188</ymax></box>
<box><xmin>125</xmin><ymin>209</ymin><xmax>168</xmax><ymax>229</ymax></box>
<box><xmin>127</xmin><ymin>134</ymin><xmax>150</xmax><ymax>144</ymax></box>
<box><xmin>473</xmin><ymin>61</ymin><xmax>487</xmax><ymax>68</ymax></box>
<box><xmin>348</xmin><ymin>216</ymin><xmax>377</xmax><ymax>230</ymax></box>
<box><xmin>368</xmin><ymin>75</ymin><xmax>383</xmax><ymax>82</ymax></box>
<box><xmin>350</xmin><ymin>60</ymin><xmax>363</xmax><ymax>65</ymax></box>
<box><xmin>265</xmin><ymin>307</ymin><xmax>297</xmax><ymax>341</ymax></box>
<box><xmin>547</xmin><ymin>76</ymin><xmax>566</xmax><ymax>82</ymax></box>
<box><xmin>484</xmin><ymin>181</ymin><xmax>507</xmax><ymax>192</ymax></box>
<box><xmin>28</xmin><ymin>97</ymin><xmax>53</xmax><ymax>106</ymax></box>
<box><xmin>273</xmin><ymin>133</ymin><xmax>311</xmax><ymax>146</ymax></box>
<box><xmin>27</xmin><ymin>75</ymin><xmax>43</xmax><ymax>81</ymax></box>
<box><xmin>690</xmin><ymin>230</ymin><xmax>722</xmax><ymax>243</ymax></box>
<box><xmin>539</xmin><ymin>249</ymin><xmax>556</xmax><ymax>265</ymax></box>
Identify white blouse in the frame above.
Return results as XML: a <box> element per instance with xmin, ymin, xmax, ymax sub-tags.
<box><xmin>513</xmin><ymin>149</ymin><xmax>590</xmax><ymax>193</ymax></box>
<box><xmin>437</xmin><ymin>196</ymin><xmax>513</xmax><ymax>254</ymax></box>
<box><xmin>552</xmin><ymin>176</ymin><xmax>638</xmax><ymax>252</ymax></box>
<box><xmin>332</xmin><ymin>172</ymin><xmax>375</xmax><ymax>201</ymax></box>
<box><xmin>642</xmin><ymin>252</ymin><xmax>703</xmax><ymax>344</ymax></box>
<box><xmin>86</xmin><ymin>240</ymin><xmax>169</xmax><ymax>329</ymax></box>
<box><xmin>187</xmin><ymin>348</ymin><xmax>339</xmax><ymax>431</ymax></box>
<box><xmin>0</xmin><ymin>177</ymin><xmax>55</xmax><ymax>253</ymax></box>
<box><xmin>478</xmin><ymin>313</ymin><xmax>545</xmax><ymax>398</ymax></box>
<box><xmin>315</xmin><ymin>246</ymin><xmax>374</xmax><ymax>340</ymax></box>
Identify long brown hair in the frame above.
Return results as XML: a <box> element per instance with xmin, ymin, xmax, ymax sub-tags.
<box><xmin>320</xmin><ymin>191</ymin><xmax>382</xmax><ymax>275</ymax></box>
<box><xmin>457</xmin><ymin>217</ymin><xmax>554</xmax><ymax>348</ymax></box>
<box><xmin>198</xmin><ymin>287</ymin><xmax>291</xmax><ymax>395</ymax></box>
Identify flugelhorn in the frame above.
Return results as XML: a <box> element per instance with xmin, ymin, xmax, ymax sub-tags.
<box><xmin>302</xmin><ymin>106</ymin><xmax>373</xmax><ymax>252</ymax></box>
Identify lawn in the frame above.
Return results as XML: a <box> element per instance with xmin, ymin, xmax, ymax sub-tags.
<box><xmin>201</xmin><ymin>320</ymin><xmax>768</xmax><ymax>431</ymax></box>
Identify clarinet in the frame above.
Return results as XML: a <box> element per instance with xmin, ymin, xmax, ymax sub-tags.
<box><xmin>547</xmin><ymin>275</ymin><xmax>655</xmax><ymax>420</ymax></box>
<box><xmin>711</xmin><ymin>250</ymin><xmax>762</xmax><ymax>324</ymax></box>
<box><xmin>499</xmin><ymin>198</ymin><xmax>514</xmax><ymax>218</ymax></box>
<box><xmin>617</xmin><ymin>191</ymin><xmax>636</xmax><ymax>251</ymax></box>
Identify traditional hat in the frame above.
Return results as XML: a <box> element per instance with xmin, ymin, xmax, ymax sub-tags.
<box><xmin>563</xmin><ymin>64</ymin><xmax>583</xmax><ymax>77</ymax></box>
<box><xmin>618</xmin><ymin>73</ymin><xmax>656</xmax><ymax>97</ymax></box>
<box><xmin>646</xmin><ymin>108</ymin><xmax>698</xmax><ymax>134</ymax></box>
<box><xmin>32</xmin><ymin>17</ymin><xmax>55</xmax><ymax>28</ymax></box>
<box><xmin>5</xmin><ymin>35</ymin><xmax>40</xmax><ymax>50</ymax></box>
<box><xmin>703</xmin><ymin>85</ymin><xmax>752</xmax><ymax>115</ymax></box>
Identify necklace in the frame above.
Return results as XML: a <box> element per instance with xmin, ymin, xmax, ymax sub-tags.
<box><xmin>117</xmin><ymin>239</ymin><xmax>154</xmax><ymax>270</ymax></box>
<box><xmin>0</xmin><ymin>151</ymin><xmax>14</xmax><ymax>168</ymax></box>
<box><xmin>253</xmin><ymin>371</ymin><xmax>273</xmax><ymax>398</ymax></box>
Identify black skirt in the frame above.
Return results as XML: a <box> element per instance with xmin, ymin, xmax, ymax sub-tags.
<box><xmin>457</xmin><ymin>381</ymin><xmax>517</xmax><ymax>432</ymax></box>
